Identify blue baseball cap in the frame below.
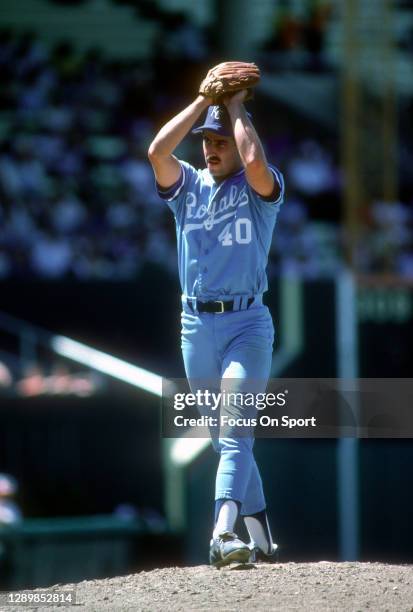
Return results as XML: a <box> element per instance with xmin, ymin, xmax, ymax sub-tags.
<box><xmin>192</xmin><ymin>105</ymin><xmax>252</xmax><ymax>137</ymax></box>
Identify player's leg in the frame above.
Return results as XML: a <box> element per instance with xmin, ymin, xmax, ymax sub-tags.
<box><xmin>216</xmin><ymin>304</ymin><xmax>276</xmax><ymax>557</ymax></box>
<box><xmin>181</xmin><ymin>308</ymin><xmax>220</xmax><ymax>377</ymax></box>
<box><xmin>181</xmin><ymin>304</ymin><xmax>276</xmax><ymax>563</ymax></box>
<box><xmin>241</xmin><ymin>459</ymin><xmax>277</xmax><ymax>558</ymax></box>
<box><xmin>181</xmin><ymin>308</ymin><xmax>221</xmax><ymax>432</ymax></box>
<box><xmin>181</xmin><ymin>308</ymin><xmax>250</xmax><ymax>566</ymax></box>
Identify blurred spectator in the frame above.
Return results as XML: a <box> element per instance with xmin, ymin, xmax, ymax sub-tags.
<box><xmin>67</xmin><ymin>371</ymin><xmax>99</xmax><ymax>397</ymax></box>
<box><xmin>260</xmin><ymin>3</ymin><xmax>332</xmax><ymax>72</ymax></box>
<box><xmin>263</xmin><ymin>10</ymin><xmax>301</xmax><ymax>53</ymax></box>
<box><xmin>50</xmin><ymin>188</ymin><xmax>87</xmax><ymax>234</ymax></box>
<box><xmin>359</xmin><ymin>201</ymin><xmax>413</xmax><ymax>276</ymax></box>
<box><xmin>43</xmin><ymin>362</ymin><xmax>99</xmax><ymax>396</ymax></box>
<box><xmin>261</xmin><ymin>10</ymin><xmax>303</xmax><ymax>71</ymax></box>
<box><xmin>14</xmin><ymin>31</ymin><xmax>48</xmax><ymax>79</ymax></box>
<box><xmin>302</xmin><ymin>4</ymin><xmax>332</xmax><ymax>72</ymax></box>
<box><xmin>43</xmin><ymin>362</ymin><xmax>74</xmax><ymax>395</ymax></box>
<box><xmin>0</xmin><ymin>474</ymin><xmax>22</xmax><ymax>525</ymax></box>
<box><xmin>270</xmin><ymin>197</ymin><xmax>342</xmax><ymax>278</ymax></box>
<box><xmin>30</xmin><ymin>228</ymin><xmax>73</xmax><ymax>278</ymax></box>
<box><xmin>287</xmin><ymin>139</ymin><xmax>336</xmax><ymax>197</ymax></box>
<box><xmin>119</xmin><ymin>141</ymin><xmax>157</xmax><ymax>201</ymax></box>
<box><xmin>7</xmin><ymin>137</ymin><xmax>49</xmax><ymax>198</ymax></box>
<box><xmin>0</xmin><ymin>361</ymin><xmax>12</xmax><ymax>388</ymax></box>
<box><xmin>286</xmin><ymin>139</ymin><xmax>341</xmax><ymax>223</ymax></box>
<box><xmin>16</xmin><ymin>363</ymin><xmax>46</xmax><ymax>397</ymax></box>
<box><xmin>14</xmin><ymin>360</ymin><xmax>102</xmax><ymax>397</ymax></box>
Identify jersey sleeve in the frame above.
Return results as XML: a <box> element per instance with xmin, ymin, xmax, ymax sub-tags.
<box><xmin>155</xmin><ymin>160</ymin><xmax>197</xmax><ymax>215</ymax></box>
<box><xmin>249</xmin><ymin>165</ymin><xmax>285</xmax><ymax>206</ymax></box>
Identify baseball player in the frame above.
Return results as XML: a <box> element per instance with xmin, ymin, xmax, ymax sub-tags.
<box><xmin>148</xmin><ymin>70</ymin><xmax>285</xmax><ymax>567</ymax></box>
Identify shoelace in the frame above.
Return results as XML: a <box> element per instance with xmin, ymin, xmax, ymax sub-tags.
<box><xmin>217</xmin><ymin>531</ymin><xmax>238</xmax><ymax>543</ymax></box>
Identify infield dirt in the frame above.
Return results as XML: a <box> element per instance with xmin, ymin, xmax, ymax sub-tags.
<box><xmin>2</xmin><ymin>561</ymin><xmax>413</xmax><ymax>612</ymax></box>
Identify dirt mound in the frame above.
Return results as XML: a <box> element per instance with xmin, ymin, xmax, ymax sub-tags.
<box><xmin>2</xmin><ymin>562</ymin><xmax>413</xmax><ymax>612</ymax></box>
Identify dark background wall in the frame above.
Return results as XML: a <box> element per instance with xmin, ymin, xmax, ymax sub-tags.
<box><xmin>0</xmin><ymin>385</ymin><xmax>161</xmax><ymax>517</ymax></box>
<box><xmin>0</xmin><ymin>263</ymin><xmax>183</xmax><ymax>376</ymax></box>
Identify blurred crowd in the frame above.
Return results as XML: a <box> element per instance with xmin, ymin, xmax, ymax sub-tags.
<box><xmin>0</xmin><ymin>357</ymin><xmax>101</xmax><ymax>397</ymax></box>
<box><xmin>0</xmin><ymin>28</ymin><xmax>411</xmax><ymax>281</ymax></box>
<box><xmin>259</xmin><ymin>2</ymin><xmax>333</xmax><ymax>73</ymax></box>
<box><xmin>0</xmin><ymin>28</ymin><xmax>182</xmax><ymax>280</ymax></box>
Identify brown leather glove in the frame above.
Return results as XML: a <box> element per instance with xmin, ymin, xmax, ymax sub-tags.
<box><xmin>199</xmin><ymin>61</ymin><xmax>261</xmax><ymax>104</ymax></box>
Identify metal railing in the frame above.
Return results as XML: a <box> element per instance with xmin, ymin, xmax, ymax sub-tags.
<box><xmin>0</xmin><ymin>310</ymin><xmax>164</xmax><ymax>395</ymax></box>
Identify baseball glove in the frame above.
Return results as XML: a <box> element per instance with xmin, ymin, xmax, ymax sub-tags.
<box><xmin>199</xmin><ymin>61</ymin><xmax>261</xmax><ymax>104</ymax></box>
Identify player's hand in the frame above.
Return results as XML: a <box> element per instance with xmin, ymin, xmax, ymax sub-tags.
<box><xmin>222</xmin><ymin>89</ymin><xmax>249</xmax><ymax>107</ymax></box>
<box><xmin>199</xmin><ymin>94</ymin><xmax>214</xmax><ymax>107</ymax></box>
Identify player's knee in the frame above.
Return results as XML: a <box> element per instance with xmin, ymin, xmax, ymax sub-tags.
<box><xmin>218</xmin><ymin>437</ymin><xmax>254</xmax><ymax>453</ymax></box>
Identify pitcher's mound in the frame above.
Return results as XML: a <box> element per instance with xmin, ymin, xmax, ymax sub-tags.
<box><xmin>3</xmin><ymin>561</ymin><xmax>413</xmax><ymax>612</ymax></box>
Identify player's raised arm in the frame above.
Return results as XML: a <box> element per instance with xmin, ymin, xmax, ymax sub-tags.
<box><xmin>147</xmin><ymin>95</ymin><xmax>211</xmax><ymax>190</ymax></box>
<box><xmin>224</xmin><ymin>91</ymin><xmax>279</xmax><ymax>200</ymax></box>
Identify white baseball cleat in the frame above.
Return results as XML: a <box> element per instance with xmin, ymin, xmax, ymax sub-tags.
<box><xmin>209</xmin><ymin>531</ymin><xmax>251</xmax><ymax>568</ymax></box>
<box><xmin>248</xmin><ymin>541</ymin><xmax>279</xmax><ymax>562</ymax></box>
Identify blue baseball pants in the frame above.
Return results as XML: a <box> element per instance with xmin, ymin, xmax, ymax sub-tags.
<box><xmin>180</xmin><ymin>296</ymin><xmax>274</xmax><ymax>515</ymax></box>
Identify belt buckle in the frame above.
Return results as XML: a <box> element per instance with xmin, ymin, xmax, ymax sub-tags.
<box><xmin>215</xmin><ymin>300</ymin><xmax>225</xmax><ymax>314</ymax></box>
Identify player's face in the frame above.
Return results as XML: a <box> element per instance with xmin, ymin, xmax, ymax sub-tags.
<box><xmin>202</xmin><ymin>131</ymin><xmax>242</xmax><ymax>180</ymax></box>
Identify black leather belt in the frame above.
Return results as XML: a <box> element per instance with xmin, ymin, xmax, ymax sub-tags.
<box><xmin>187</xmin><ymin>298</ymin><xmax>254</xmax><ymax>314</ymax></box>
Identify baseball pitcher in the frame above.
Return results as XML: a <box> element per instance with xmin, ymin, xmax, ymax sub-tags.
<box><xmin>148</xmin><ymin>62</ymin><xmax>285</xmax><ymax>568</ymax></box>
